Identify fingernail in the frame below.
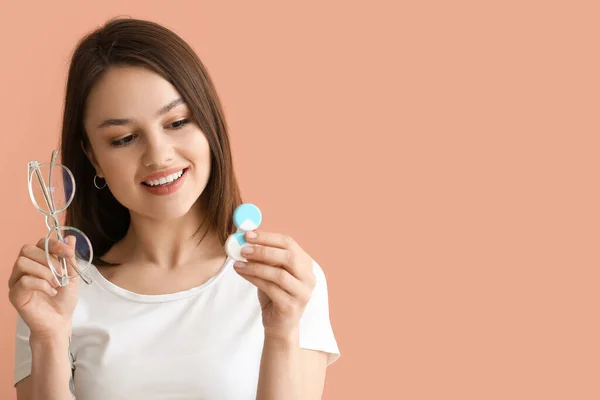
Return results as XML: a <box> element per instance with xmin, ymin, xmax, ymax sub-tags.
<box><xmin>246</xmin><ymin>231</ymin><xmax>257</xmax><ymax>239</ymax></box>
<box><xmin>50</xmin><ymin>288</ymin><xmax>58</xmax><ymax>296</ymax></box>
<box><xmin>241</xmin><ymin>246</ymin><xmax>254</xmax><ymax>254</ymax></box>
<box><xmin>51</xmin><ymin>279</ymin><xmax>59</xmax><ymax>288</ymax></box>
<box><xmin>234</xmin><ymin>261</ymin><xmax>246</xmax><ymax>268</ymax></box>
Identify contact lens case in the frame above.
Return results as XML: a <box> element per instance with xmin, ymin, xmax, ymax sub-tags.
<box><xmin>225</xmin><ymin>203</ymin><xmax>262</xmax><ymax>262</ymax></box>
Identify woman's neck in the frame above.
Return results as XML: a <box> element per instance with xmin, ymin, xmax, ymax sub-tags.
<box><xmin>104</xmin><ymin>200</ymin><xmax>223</xmax><ymax>270</ymax></box>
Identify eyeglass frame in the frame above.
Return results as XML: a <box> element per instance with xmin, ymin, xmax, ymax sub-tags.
<box><xmin>27</xmin><ymin>149</ymin><xmax>93</xmax><ymax>287</ymax></box>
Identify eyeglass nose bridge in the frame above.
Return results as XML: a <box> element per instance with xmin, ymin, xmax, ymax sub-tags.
<box><xmin>45</xmin><ymin>214</ymin><xmax>61</xmax><ymax>231</ymax></box>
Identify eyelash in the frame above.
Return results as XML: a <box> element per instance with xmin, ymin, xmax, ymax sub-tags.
<box><xmin>110</xmin><ymin>119</ymin><xmax>190</xmax><ymax>147</ymax></box>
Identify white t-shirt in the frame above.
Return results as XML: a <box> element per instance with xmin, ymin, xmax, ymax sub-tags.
<box><xmin>14</xmin><ymin>257</ymin><xmax>340</xmax><ymax>399</ymax></box>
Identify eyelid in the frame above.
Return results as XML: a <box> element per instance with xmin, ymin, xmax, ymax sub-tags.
<box><xmin>107</xmin><ymin>117</ymin><xmax>189</xmax><ymax>147</ymax></box>
<box><xmin>110</xmin><ymin>133</ymin><xmax>137</xmax><ymax>147</ymax></box>
<box><xmin>166</xmin><ymin>118</ymin><xmax>190</xmax><ymax>128</ymax></box>
<box><xmin>167</xmin><ymin>116</ymin><xmax>189</xmax><ymax>123</ymax></box>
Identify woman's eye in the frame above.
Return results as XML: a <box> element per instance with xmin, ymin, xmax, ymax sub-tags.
<box><xmin>168</xmin><ymin>119</ymin><xmax>189</xmax><ymax>130</ymax></box>
<box><xmin>110</xmin><ymin>134</ymin><xmax>136</xmax><ymax>147</ymax></box>
<box><xmin>108</xmin><ymin>120</ymin><xmax>188</xmax><ymax>147</ymax></box>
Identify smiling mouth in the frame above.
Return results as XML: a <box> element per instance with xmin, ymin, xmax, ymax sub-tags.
<box><xmin>141</xmin><ymin>168</ymin><xmax>188</xmax><ymax>187</ymax></box>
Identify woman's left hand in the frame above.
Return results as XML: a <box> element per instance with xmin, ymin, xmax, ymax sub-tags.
<box><xmin>233</xmin><ymin>231</ymin><xmax>316</xmax><ymax>341</ymax></box>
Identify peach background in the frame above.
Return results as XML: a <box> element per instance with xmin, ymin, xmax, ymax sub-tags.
<box><xmin>0</xmin><ymin>0</ymin><xmax>599</xmax><ymax>399</ymax></box>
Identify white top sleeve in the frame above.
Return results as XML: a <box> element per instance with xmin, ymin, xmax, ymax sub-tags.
<box><xmin>298</xmin><ymin>259</ymin><xmax>340</xmax><ymax>365</ymax></box>
<box><xmin>14</xmin><ymin>314</ymin><xmax>33</xmax><ymax>386</ymax></box>
<box><xmin>13</xmin><ymin>314</ymin><xmax>75</xmax><ymax>387</ymax></box>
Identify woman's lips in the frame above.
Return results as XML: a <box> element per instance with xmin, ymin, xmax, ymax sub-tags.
<box><xmin>141</xmin><ymin>166</ymin><xmax>189</xmax><ymax>183</ymax></box>
<box><xmin>141</xmin><ymin>168</ymin><xmax>188</xmax><ymax>196</ymax></box>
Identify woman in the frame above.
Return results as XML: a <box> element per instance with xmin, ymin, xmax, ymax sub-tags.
<box><xmin>9</xmin><ymin>17</ymin><xmax>339</xmax><ymax>399</ymax></box>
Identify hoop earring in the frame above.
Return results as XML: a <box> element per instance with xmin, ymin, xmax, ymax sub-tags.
<box><xmin>94</xmin><ymin>175</ymin><xmax>107</xmax><ymax>189</ymax></box>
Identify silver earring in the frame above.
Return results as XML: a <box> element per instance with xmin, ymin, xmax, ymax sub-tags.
<box><xmin>94</xmin><ymin>174</ymin><xmax>107</xmax><ymax>189</ymax></box>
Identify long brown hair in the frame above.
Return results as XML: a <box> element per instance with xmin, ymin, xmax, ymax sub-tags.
<box><xmin>60</xmin><ymin>17</ymin><xmax>242</xmax><ymax>264</ymax></box>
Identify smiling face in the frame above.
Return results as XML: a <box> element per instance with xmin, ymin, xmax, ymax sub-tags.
<box><xmin>82</xmin><ymin>65</ymin><xmax>211</xmax><ymax>221</ymax></box>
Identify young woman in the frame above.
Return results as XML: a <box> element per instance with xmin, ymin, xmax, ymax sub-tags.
<box><xmin>9</xmin><ymin>17</ymin><xmax>339</xmax><ymax>399</ymax></box>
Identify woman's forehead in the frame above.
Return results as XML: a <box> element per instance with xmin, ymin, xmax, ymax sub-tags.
<box><xmin>85</xmin><ymin>66</ymin><xmax>183</xmax><ymax>122</ymax></box>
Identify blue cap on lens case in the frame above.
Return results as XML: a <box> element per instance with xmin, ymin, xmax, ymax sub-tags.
<box><xmin>233</xmin><ymin>203</ymin><xmax>262</xmax><ymax>231</ymax></box>
<box><xmin>226</xmin><ymin>203</ymin><xmax>262</xmax><ymax>261</ymax></box>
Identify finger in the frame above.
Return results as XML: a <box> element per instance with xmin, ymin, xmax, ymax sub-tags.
<box><xmin>19</xmin><ymin>243</ymin><xmax>51</xmax><ymax>266</ymax></box>
<box><xmin>241</xmin><ymin>244</ymin><xmax>301</xmax><ymax>280</ymax></box>
<box><xmin>63</xmin><ymin>236</ymin><xmax>84</xmax><ymax>284</ymax></box>
<box><xmin>10</xmin><ymin>275</ymin><xmax>58</xmax><ymax>304</ymax></box>
<box><xmin>50</xmin><ymin>236</ymin><xmax>82</xmax><ymax>286</ymax></box>
<box><xmin>9</xmin><ymin>256</ymin><xmax>59</xmax><ymax>289</ymax></box>
<box><xmin>243</xmin><ymin>232</ymin><xmax>313</xmax><ymax>281</ymax></box>
<box><xmin>34</xmin><ymin>236</ymin><xmax>80</xmax><ymax>286</ymax></box>
<box><xmin>14</xmin><ymin>244</ymin><xmax>61</xmax><ymax>286</ymax></box>
<box><xmin>236</xmin><ymin>273</ymin><xmax>293</xmax><ymax>307</ymax></box>
<box><xmin>35</xmin><ymin>236</ymin><xmax>75</xmax><ymax>259</ymax></box>
<box><xmin>244</xmin><ymin>231</ymin><xmax>297</xmax><ymax>251</ymax></box>
<box><xmin>234</xmin><ymin>261</ymin><xmax>309</xmax><ymax>301</ymax></box>
<box><xmin>241</xmin><ymin>241</ymin><xmax>312</xmax><ymax>282</ymax></box>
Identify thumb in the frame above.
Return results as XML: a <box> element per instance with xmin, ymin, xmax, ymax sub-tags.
<box><xmin>63</xmin><ymin>236</ymin><xmax>82</xmax><ymax>286</ymax></box>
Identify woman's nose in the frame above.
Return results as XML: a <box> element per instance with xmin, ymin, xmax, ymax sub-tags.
<box><xmin>142</xmin><ymin>130</ymin><xmax>174</xmax><ymax>168</ymax></box>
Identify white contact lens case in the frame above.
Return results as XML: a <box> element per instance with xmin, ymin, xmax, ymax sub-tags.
<box><xmin>225</xmin><ymin>203</ymin><xmax>262</xmax><ymax>262</ymax></box>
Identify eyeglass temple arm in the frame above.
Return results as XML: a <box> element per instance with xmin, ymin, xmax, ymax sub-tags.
<box><xmin>30</xmin><ymin>148</ymin><xmax>60</xmax><ymax>214</ymax></box>
<box><xmin>32</xmin><ymin>168</ymin><xmax>57</xmax><ymax>215</ymax></box>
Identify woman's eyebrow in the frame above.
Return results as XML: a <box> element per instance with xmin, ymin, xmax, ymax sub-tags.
<box><xmin>97</xmin><ymin>98</ymin><xmax>185</xmax><ymax>129</ymax></box>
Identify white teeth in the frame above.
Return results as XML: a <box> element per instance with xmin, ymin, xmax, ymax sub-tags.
<box><xmin>144</xmin><ymin>169</ymin><xmax>184</xmax><ymax>187</ymax></box>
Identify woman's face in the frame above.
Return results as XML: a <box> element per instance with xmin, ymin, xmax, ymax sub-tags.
<box><xmin>83</xmin><ymin>65</ymin><xmax>211</xmax><ymax>220</ymax></box>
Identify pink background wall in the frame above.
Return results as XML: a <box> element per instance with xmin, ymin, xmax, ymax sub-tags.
<box><xmin>1</xmin><ymin>1</ymin><xmax>599</xmax><ymax>398</ymax></box>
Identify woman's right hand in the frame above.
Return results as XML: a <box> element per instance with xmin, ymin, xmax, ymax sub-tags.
<box><xmin>8</xmin><ymin>236</ymin><xmax>79</xmax><ymax>340</ymax></box>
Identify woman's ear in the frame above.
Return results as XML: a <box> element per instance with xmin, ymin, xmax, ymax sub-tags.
<box><xmin>80</xmin><ymin>140</ymin><xmax>103</xmax><ymax>178</ymax></box>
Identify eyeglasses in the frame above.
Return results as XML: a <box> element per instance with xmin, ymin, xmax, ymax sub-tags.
<box><xmin>27</xmin><ymin>149</ymin><xmax>93</xmax><ymax>287</ymax></box>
